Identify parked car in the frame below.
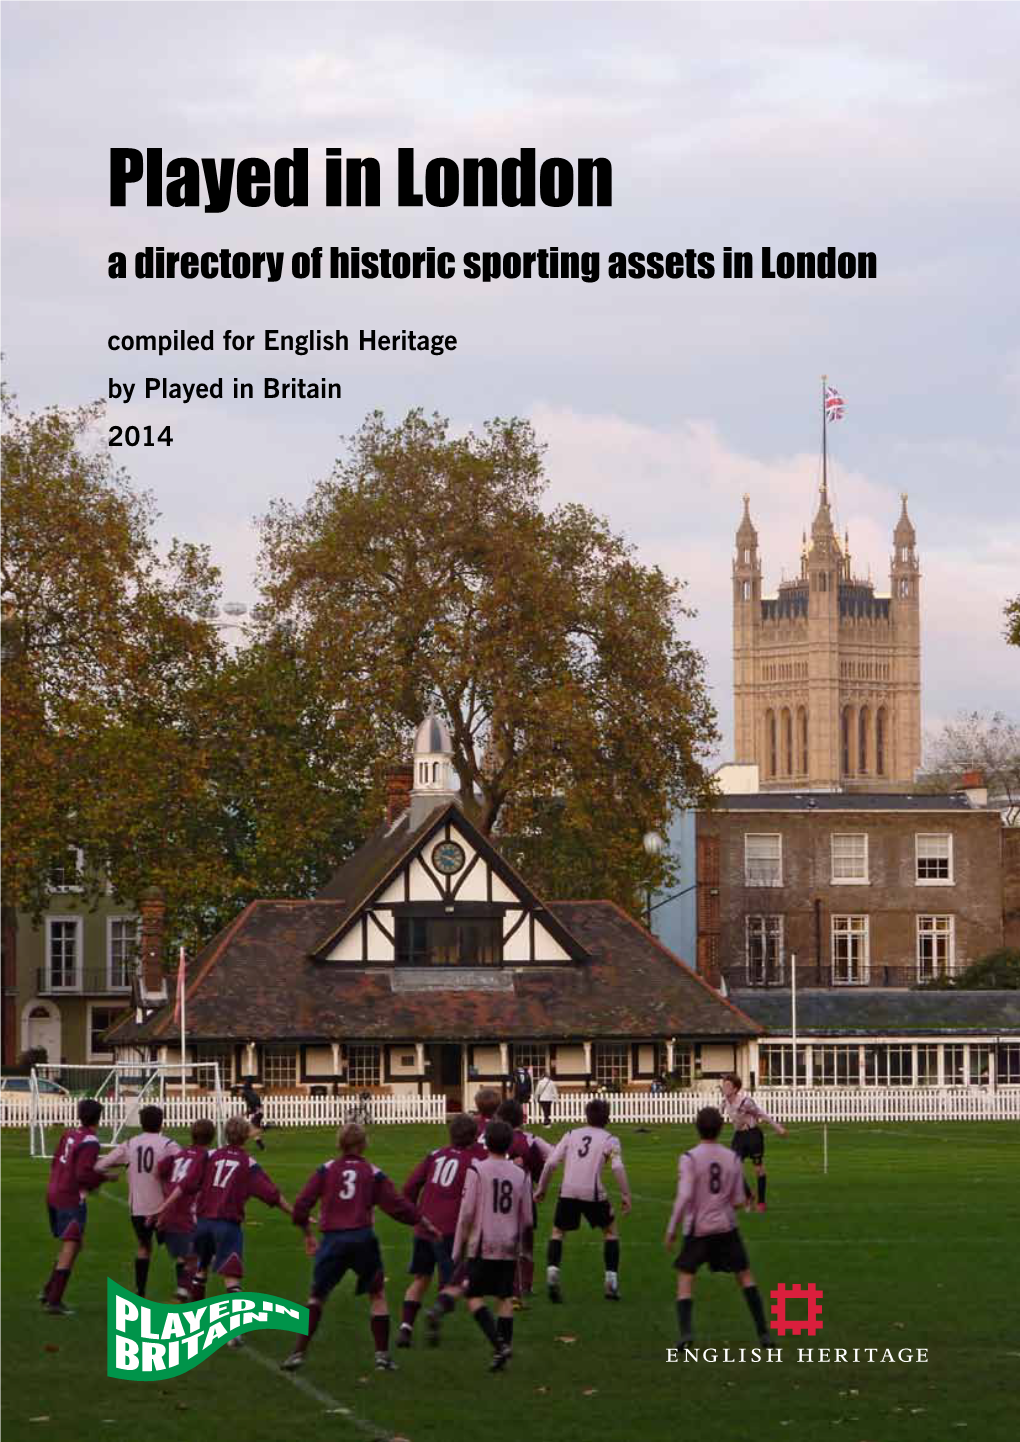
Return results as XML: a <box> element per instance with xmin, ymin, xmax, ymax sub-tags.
<box><xmin>0</xmin><ymin>1075</ymin><xmax>70</xmax><ymax>1096</ymax></box>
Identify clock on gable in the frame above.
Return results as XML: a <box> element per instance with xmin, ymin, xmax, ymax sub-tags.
<box><xmin>431</xmin><ymin>840</ymin><xmax>466</xmax><ymax>875</ymax></box>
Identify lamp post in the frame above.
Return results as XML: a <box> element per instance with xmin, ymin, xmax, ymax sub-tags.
<box><xmin>642</xmin><ymin>831</ymin><xmax>665</xmax><ymax>930</ymax></box>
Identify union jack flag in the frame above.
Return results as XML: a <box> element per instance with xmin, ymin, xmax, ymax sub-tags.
<box><xmin>824</xmin><ymin>385</ymin><xmax>846</xmax><ymax>423</ymax></box>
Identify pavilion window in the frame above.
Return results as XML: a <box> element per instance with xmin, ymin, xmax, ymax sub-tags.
<box><xmin>346</xmin><ymin>1044</ymin><xmax>381</xmax><ymax>1088</ymax></box>
<box><xmin>396</xmin><ymin>915</ymin><xmax>502</xmax><ymax>966</ymax></box>
<box><xmin>512</xmin><ymin>1042</ymin><xmax>549</xmax><ymax>1074</ymax></box>
<box><xmin>592</xmin><ymin>1043</ymin><xmax>629</xmax><ymax>1089</ymax></box>
<box><xmin>263</xmin><ymin>1047</ymin><xmax>298</xmax><ymax>1088</ymax></box>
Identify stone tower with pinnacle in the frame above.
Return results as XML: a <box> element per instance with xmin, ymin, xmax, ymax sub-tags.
<box><xmin>732</xmin><ymin>487</ymin><xmax>921</xmax><ymax>791</ymax></box>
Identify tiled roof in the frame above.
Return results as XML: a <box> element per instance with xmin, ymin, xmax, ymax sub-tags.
<box><xmin>107</xmin><ymin>898</ymin><xmax>759</xmax><ymax>1045</ymax></box>
<box><xmin>732</xmin><ymin>988</ymin><xmax>1020</xmax><ymax>1036</ymax></box>
<box><xmin>713</xmin><ymin>793</ymin><xmax>978</xmax><ymax>812</ymax></box>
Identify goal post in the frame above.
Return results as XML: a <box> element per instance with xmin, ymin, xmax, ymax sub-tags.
<box><xmin>28</xmin><ymin>1061</ymin><xmax>228</xmax><ymax>1158</ymax></box>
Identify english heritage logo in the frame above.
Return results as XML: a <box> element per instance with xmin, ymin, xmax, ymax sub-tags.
<box><xmin>107</xmin><ymin>1279</ymin><xmax>309</xmax><ymax>1379</ymax></box>
<box><xmin>669</xmin><ymin>1281</ymin><xmax>930</xmax><ymax>1365</ymax></box>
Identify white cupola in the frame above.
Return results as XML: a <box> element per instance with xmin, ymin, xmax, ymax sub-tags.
<box><xmin>409</xmin><ymin>713</ymin><xmax>459</xmax><ymax>827</ymax></box>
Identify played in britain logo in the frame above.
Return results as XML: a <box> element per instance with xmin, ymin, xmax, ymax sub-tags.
<box><xmin>107</xmin><ymin>1279</ymin><xmax>309</xmax><ymax>1379</ymax></box>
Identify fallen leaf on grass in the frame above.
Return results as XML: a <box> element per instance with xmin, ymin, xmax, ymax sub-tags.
<box><xmin>582</xmin><ymin>1389</ymin><xmax>598</xmax><ymax>1397</ymax></box>
<box><xmin>553</xmin><ymin>1335</ymin><xmax>577</xmax><ymax>1344</ymax></box>
<box><xmin>535</xmin><ymin>1387</ymin><xmax>549</xmax><ymax>1395</ymax></box>
<box><xmin>325</xmin><ymin>1409</ymin><xmax>352</xmax><ymax>1416</ymax></box>
<box><xmin>29</xmin><ymin>1419</ymin><xmax>50</xmax><ymax>1424</ymax></box>
<box><xmin>42</xmin><ymin>1344</ymin><xmax>59</xmax><ymax>1354</ymax></box>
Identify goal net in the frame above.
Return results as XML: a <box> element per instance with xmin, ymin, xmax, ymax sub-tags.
<box><xmin>27</xmin><ymin>1060</ymin><xmax>228</xmax><ymax>1158</ymax></box>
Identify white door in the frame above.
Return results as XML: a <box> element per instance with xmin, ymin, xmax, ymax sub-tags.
<box><xmin>25</xmin><ymin>1007</ymin><xmax>61</xmax><ymax>1063</ymax></box>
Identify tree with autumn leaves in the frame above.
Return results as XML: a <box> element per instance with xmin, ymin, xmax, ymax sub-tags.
<box><xmin>1</xmin><ymin>391</ymin><xmax>371</xmax><ymax>948</ymax></box>
<box><xmin>2</xmin><ymin>391</ymin><xmax>217</xmax><ymax>921</ymax></box>
<box><xmin>3</xmin><ymin>395</ymin><xmax>718</xmax><ymax>955</ymax></box>
<box><xmin>255</xmin><ymin>409</ymin><xmax>718</xmax><ymax>907</ymax></box>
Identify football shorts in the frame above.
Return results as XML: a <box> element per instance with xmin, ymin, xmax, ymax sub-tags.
<box><xmin>194</xmin><ymin>1218</ymin><xmax>244</xmax><ymax>1277</ymax></box>
<box><xmin>676</xmin><ymin>1228</ymin><xmax>749</xmax><ymax>1275</ymax></box>
<box><xmin>554</xmin><ymin>1196</ymin><xmax>614</xmax><ymax>1232</ymax></box>
<box><xmin>48</xmin><ymin>1203</ymin><xmax>87</xmax><ymax>1242</ymax></box>
<box><xmin>314</xmin><ymin>1228</ymin><xmax>384</xmax><ymax>1298</ymax></box>
<box><xmin>466</xmin><ymin>1257</ymin><xmax>516</xmax><ymax>1299</ymax></box>
<box><xmin>408</xmin><ymin>1233</ymin><xmax>456</xmax><ymax>1283</ymax></box>
<box><xmin>731</xmin><ymin>1127</ymin><xmax>765</xmax><ymax>1165</ymax></box>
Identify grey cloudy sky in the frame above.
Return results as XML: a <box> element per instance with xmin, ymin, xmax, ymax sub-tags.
<box><xmin>3</xmin><ymin>1</ymin><xmax>1018</xmax><ymax>755</ymax></box>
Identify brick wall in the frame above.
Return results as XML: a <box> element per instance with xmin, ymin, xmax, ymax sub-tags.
<box><xmin>697</xmin><ymin>807</ymin><xmax>1003</xmax><ymax>989</ymax></box>
<box><xmin>1003</xmin><ymin>828</ymin><xmax>1020</xmax><ymax>950</ymax></box>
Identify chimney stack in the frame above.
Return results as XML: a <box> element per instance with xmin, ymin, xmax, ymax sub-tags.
<box><xmin>960</xmin><ymin>770</ymin><xmax>988</xmax><ymax>809</ymax></box>
<box><xmin>385</xmin><ymin>764</ymin><xmax>414</xmax><ymax>825</ymax></box>
<box><xmin>138</xmin><ymin>886</ymin><xmax>169</xmax><ymax>1006</ymax></box>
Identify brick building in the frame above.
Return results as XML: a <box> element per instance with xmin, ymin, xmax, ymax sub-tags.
<box><xmin>694</xmin><ymin>792</ymin><xmax>1004</xmax><ymax>993</ymax></box>
<box><xmin>3</xmin><ymin>850</ymin><xmax>139</xmax><ymax>1069</ymax></box>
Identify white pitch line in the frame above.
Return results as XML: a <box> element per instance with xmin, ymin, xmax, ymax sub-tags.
<box><xmin>241</xmin><ymin>1340</ymin><xmax>392</xmax><ymax>1439</ymax></box>
<box><xmin>99</xmin><ymin>1190</ymin><xmax>392</xmax><ymax>1439</ymax></box>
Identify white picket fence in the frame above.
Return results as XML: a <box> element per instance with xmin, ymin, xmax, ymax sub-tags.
<box><xmin>6</xmin><ymin>1085</ymin><xmax>1019</xmax><ymax>1133</ymax></box>
<box><xmin>0</xmin><ymin>1089</ymin><xmax>448</xmax><ymax>1132</ymax></box>
<box><xmin>546</xmin><ymin>1087</ymin><xmax>1020</xmax><ymax>1124</ymax></box>
<box><xmin>261</xmin><ymin>1094</ymin><xmax>448</xmax><ymax>1127</ymax></box>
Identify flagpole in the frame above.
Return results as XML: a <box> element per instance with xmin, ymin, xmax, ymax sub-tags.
<box><xmin>821</xmin><ymin>373</ymin><xmax>828</xmax><ymax>502</ymax></box>
<box><xmin>179</xmin><ymin>944</ymin><xmax>187</xmax><ymax>1102</ymax></box>
<box><xmin>791</xmin><ymin>951</ymin><xmax>798</xmax><ymax>1089</ymax></box>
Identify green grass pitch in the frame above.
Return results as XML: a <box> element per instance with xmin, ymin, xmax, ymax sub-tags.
<box><xmin>3</xmin><ymin>1121</ymin><xmax>1018</xmax><ymax>1441</ymax></box>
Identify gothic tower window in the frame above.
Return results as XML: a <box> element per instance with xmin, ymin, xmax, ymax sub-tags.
<box><xmin>798</xmin><ymin>707</ymin><xmax>808</xmax><ymax>774</ymax></box>
<box><xmin>782</xmin><ymin>708</ymin><xmax>793</xmax><ymax>776</ymax></box>
<box><xmin>766</xmin><ymin>710</ymin><xmax>777</xmax><ymax>778</ymax></box>
<box><xmin>858</xmin><ymin>706</ymin><xmax>870</xmax><ymax>774</ymax></box>
<box><xmin>876</xmin><ymin>707</ymin><xmax>887</xmax><ymax>777</ymax></box>
<box><xmin>841</xmin><ymin>707</ymin><xmax>853</xmax><ymax>776</ymax></box>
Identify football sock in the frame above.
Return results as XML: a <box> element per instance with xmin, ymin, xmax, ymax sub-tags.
<box><xmin>547</xmin><ymin>1238</ymin><xmax>563</xmax><ymax>1268</ymax></box>
<box><xmin>472</xmin><ymin>1306</ymin><xmax>499</xmax><ymax>1348</ymax></box>
<box><xmin>190</xmin><ymin>1273</ymin><xmax>207</xmax><ymax>1301</ymax></box>
<box><xmin>43</xmin><ymin>1269</ymin><xmax>58</xmax><ymax>1301</ymax></box>
<box><xmin>496</xmin><ymin>1315</ymin><xmax>514</xmax><ymax>1347</ymax></box>
<box><xmin>175</xmin><ymin>1263</ymin><xmax>188</xmax><ymax>1293</ymax></box>
<box><xmin>744</xmin><ymin>1179</ymin><xmax>753</xmax><ymax>1201</ymax></box>
<box><xmin>435</xmin><ymin>1290</ymin><xmax>455</xmax><ymax>1315</ymax></box>
<box><xmin>519</xmin><ymin>1255</ymin><xmax>534</xmax><ymax>1292</ymax></box>
<box><xmin>678</xmin><ymin>1299</ymin><xmax>693</xmax><ymax>1338</ymax></box>
<box><xmin>604</xmin><ymin>1239</ymin><xmax>620</xmax><ymax>1272</ymax></box>
<box><xmin>757</xmin><ymin>1175</ymin><xmax>767</xmax><ymax>1205</ymax></box>
<box><xmin>401</xmin><ymin>1299</ymin><xmax>421</xmax><ymax>1329</ymax></box>
<box><xmin>370</xmin><ymin>1314</ymin><xmax>390</xmax><ymax>1352</ymax></box>
<box><xmin>135</xmin><ymin>1258</ymin><xmax>150</xmax><ymax>1296</ymax></box>
<box><xmin>49</xmin><ymin>1268</ymin><xmax>71</xmax><ymax>1306</ymax></box>
<box><xmin>743</xmin><ymin>1285</ymin><xmax>767</xmax><ymax>1334</ymax></box>
<box><xmin>296</xmin><ymin>1300</ymin><xmax>322</xmax><ymax>1351</ymax></box>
